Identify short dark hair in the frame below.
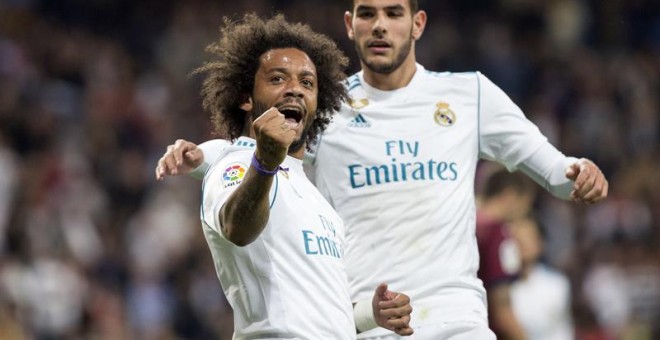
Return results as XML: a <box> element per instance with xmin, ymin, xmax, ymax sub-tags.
<box><xmin>196</xmin><ymin>14</ymin><xmax>349</xmax><ymax>145</ymax></box>
<box><xmin>483</xmin><ymin>169</ymin><xmax>536</xmax><ymax>200</ymax></box>
<box><xmin>348</xmin><ymin>0</ymin><xmax>419</xmax><ymax>13</ymax></box>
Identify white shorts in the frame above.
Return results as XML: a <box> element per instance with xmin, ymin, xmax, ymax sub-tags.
<box><xmin>358</xmin><ymin>321</ymin><xmax>496</xmax><ymax>340</ymax></box>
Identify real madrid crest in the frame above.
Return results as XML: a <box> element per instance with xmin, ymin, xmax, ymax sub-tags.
<box><xmin>434</xmin><ymin>102</ymin><xmax>456</xmax><ymax>127</ymax></box>
<box><xmin>348</xmin><ymin>97</ymin><xmax>369</xmax><ymax>110</ymax></box>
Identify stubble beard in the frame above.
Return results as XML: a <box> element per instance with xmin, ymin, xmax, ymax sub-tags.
<box><xmin>357</xmin><ymin>34</ymin><xmax>413</xmax><ymax>74</ymax></box>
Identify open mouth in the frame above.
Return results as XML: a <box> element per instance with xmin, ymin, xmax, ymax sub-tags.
<box><xmin>278</xmin><ymin>105</ymin><xmax>304</xmax><ymax>125</ymax></box>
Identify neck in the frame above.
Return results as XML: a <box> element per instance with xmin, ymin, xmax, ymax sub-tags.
<box><xmin>288</xmin><ymin>146</ymin><xmax>305</xmax><ymax>160</ymax></box>
<box><xmin>361</xmin><ymin>52</ymin><xmax>418</xmax><ymax>91</ymax></box>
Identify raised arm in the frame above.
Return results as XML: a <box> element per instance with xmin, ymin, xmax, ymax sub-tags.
<box><xmin>220</xmin><ymin>108</ymin><xmax>295</xmax><ymax>246</ymax></box>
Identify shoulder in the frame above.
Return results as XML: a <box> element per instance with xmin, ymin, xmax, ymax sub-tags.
<box><xmin>205</xmin><ymin>148</ymin><xmax>251</xmax><ymax>185</ymax></box>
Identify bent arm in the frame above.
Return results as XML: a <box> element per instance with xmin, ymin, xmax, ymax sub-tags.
<box><xmin>516</xmin><ymin>144</ymin><xmax>578</xmax><ymax>200</ymax></box>
<box><xmin>220</xmin><ymin>162</ymin><xmax>274</xmax><ymax>246</ymax></box>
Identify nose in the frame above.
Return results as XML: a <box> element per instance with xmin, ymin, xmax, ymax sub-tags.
<box><xmin>372</xmin><ymin>13</ymin><xmax>387</xmax><ymax>37</ymax></box>
<box><xmin>284</xmin><ymin>79</ymin><xmax>304</xmax><ymax>99</ymax></box>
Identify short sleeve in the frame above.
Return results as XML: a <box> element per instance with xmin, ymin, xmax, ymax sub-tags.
<box><xmin>200</xmin><ymin>152</ymin><xmax>250</xmax><ymax>236</ymax></box>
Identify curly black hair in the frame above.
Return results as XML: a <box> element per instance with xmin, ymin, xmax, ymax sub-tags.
<box><xmin>196</xmin><ymin>13</ymin><xmax>349</xmax><ymax>147</ymax></box>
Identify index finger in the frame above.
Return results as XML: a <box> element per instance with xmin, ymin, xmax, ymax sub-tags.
<box><xmin>378</xmin><ymin>294</ymin><xmax>410</xmax><ymax>309</ymax></box>
<box><xmin>171</xmin><ymin>139</ymin><xmax>196</xmax><ymax>166</ymax></box>
<box><xmin>253</xmin><ymin>107</ymin><xmax>282</xmax><ymax>124</ymax></box>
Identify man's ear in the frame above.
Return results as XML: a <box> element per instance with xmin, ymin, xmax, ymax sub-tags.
<box><xmin>344</xmin><ymin>11</ymin><xmax>355</xmax><ymax>40</ymax></box>
<box><xmin>239</xmin><ymin>96</ymin><xmax>253</xmax><ymax>112</ymax></box>
<box><xmin>412</xmin><ymin>10</ymin><xmax>427</xmax><ymax>41</ymax></box>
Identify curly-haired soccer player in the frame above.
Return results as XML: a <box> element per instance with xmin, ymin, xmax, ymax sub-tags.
<box><xmin>196</xmin><ymin>14</ymin><xmax>413</xmax><ymax>339</ymax></box>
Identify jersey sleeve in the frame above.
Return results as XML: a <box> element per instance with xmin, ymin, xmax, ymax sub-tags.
<box><xmin>200</xmin><ymin>152</ymin><xmax>250</xmax><ymax>237</ymax></box>
<box><xmin>477</xmin><ymin>72</ymin><xmax>577</xmax><ymax>200</ymax></box>
<box><xmin>189</xmin><ymin>139</ymin><xmax>232</xmax><ymax>180</ymax></box>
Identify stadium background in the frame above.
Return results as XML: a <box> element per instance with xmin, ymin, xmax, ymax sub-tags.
<box><xmin>0</xmin><ymin>0</ymin><xmax>658</xmax><ymax>339</ymax></box>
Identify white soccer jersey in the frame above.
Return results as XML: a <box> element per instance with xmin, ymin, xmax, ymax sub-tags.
<box><xmin>311</xmin><ymin>64</ymin><xmax>574</xmax><ymax>337</ymax></box>
<box><xmin>201</xmin><ymin>137</ymin><xmax>355</xmax><ymax>340</ymax></box>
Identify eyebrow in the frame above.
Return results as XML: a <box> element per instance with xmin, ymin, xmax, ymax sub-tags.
<box><xmin>356</xmin><ymin>4</ymin><xmax>405</xmax><ymax>12</ymax></box>
<box><xmin>267</xmin><ymin>67</ymin><xmax>317</xmax><ymax>78</ymax></box>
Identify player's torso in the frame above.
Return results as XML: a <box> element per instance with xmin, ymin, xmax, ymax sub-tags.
<box><xmin>207</xmin><ymin>148</ymin><xmax>355</xmax><ymax>339</ymax></box>
<box><xmin>314</xmin><ymin>70</ymin><xmax>488</xmax><ymax>329</ymax></box>
<box><xmin>317</xmin><ymin>70</ymin><xmax>481</xmax><ymax>204</ymax></box>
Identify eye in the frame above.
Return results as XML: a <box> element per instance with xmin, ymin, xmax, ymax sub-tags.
<box><xmin>387</xmin><ymin>10</ymin><xmax>404</xmax><ymax>17</ymax></box>
<box><xmin>301</xmin><ymin>79</ymin><xmax>315</xmax><ymax>88</ymax></box>
<box><xmin>271</xmin><ymin>75</ymin><xmax>285</xmax><ymax>83</ymax></box>
<box><xmin>356</xmin><ymin>10</ymin><xmax>374</xmax><ymax>18</ymax></box>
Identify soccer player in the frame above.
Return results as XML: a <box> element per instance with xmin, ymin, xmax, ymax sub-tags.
<box><xmin>476</xmin><ymin>168</ymin><xmax>537</xmax><ymax>339</ymax></box>
<box><xmin>193</xmin><ymin>14</ymin><xmax>412</xmax><ymax>339</ymax></box>
<box><xmin>157</xmin><ymin>1</ymin><xmax>608</xmax><ymax>338</ymax></box>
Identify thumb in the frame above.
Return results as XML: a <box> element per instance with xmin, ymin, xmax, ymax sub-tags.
<box><xmin>375</xmin><ymin>283</ymin><xmax>388</xmax><ymax>299</ymax></box>
<box><xmin>565</xmin><ymin>163</ymin><xmax>579</xmax><ymax>181</ymax></box>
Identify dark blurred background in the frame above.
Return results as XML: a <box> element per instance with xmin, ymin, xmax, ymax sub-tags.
<box><xmin>0</xmin><ymin>0</ymin><xmax>658</xmax><ymax>339</ymax></box>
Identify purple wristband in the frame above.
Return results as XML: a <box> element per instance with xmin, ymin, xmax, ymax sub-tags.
<box><xmin>251</xmin><ymin>154</ymin><xmax>289</xmax><ymax>176</ymax></box>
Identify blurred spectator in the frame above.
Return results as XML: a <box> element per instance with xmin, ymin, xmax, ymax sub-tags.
<box><xmin>476</xmin><ymin>166</ymin><xmax>537</xmax><ymax>339</ymax></box>
<box><xmin>510</xmin><ymin>217</ymin><xmax>575</xmax><ymax>340</ymax></box>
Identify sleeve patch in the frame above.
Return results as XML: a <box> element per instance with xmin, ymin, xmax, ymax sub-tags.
<box><xmin>221</xmin><ymin>162</ymin><xmax>248</xmax><ymax>188</ymax></box>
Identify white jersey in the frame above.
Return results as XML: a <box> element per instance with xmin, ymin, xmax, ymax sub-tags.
<box><xmin>511</xmin><ymin>265</ymin><xmax>574</xmax><ymax>340</ymax></box>
<box><xmin>201</xmin><ymin>137</ymin><xmax>355</xmax><ymax>340</ymax></box>
<box><xmin>311</xmin><ymin>64</ymin><xmax>574</xmax><ymax>337</ymax></box>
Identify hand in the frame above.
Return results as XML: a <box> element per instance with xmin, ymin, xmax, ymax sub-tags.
<box><xmin>252</xmin><ymin>107</ymin><xmax>296</xmax><ymax>170</ymax></box>
<box><xmin>372</xmin><ymin>283</ymin><xmax>414</xmax><ymax>336</ymax></box>
<box><xmin>155</xmin><ymin>139</ymin><xmax>204</xmax><ymax>180</ymax></box>
<box><xmin>565</xmin><ymin>158</ymin><xmax>608</xmax><ymax>204</ymax></box>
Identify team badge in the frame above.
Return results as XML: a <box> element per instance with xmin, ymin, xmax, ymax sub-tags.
<box><xmin>434</xmin><ymin>102</ymin><xmax>456</xmax><ymax>127</ymax></box>
<box><xmin>348</xmin><ymin>97</ymin><xmax>369</xmax><ymax>110</ymax></box>
<box><xmin>222</xmin><ymin>163</ymin><xmax>247</xmax><ymax>188</ymax></box>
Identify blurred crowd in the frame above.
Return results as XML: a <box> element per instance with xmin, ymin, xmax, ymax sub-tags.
<box><xmin>0</xmin><ymin>0</ymin><xmax>658</xmax><ymax>339</ymax></box>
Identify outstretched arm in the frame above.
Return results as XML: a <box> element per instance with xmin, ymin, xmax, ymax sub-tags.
<box><xmin>155</xmin><ymin>139</ymin><xmax>229</xmax><ymax>180</ymax></box>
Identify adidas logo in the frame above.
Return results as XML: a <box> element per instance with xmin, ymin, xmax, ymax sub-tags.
<box><xmin>347</xmin><ymin>114</ymin><xmax>371</xmax><ymax>128</ymax></box>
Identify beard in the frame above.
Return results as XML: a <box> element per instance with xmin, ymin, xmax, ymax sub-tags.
<box><xmin>356</xmin><ymin>34</ymin><xmax>413</xmax><ymax>74</ymax></box>
<box><xmin>251</xmin><ymin>99</ymin><xmax>313</xmax><ymax>154</ymax></box>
